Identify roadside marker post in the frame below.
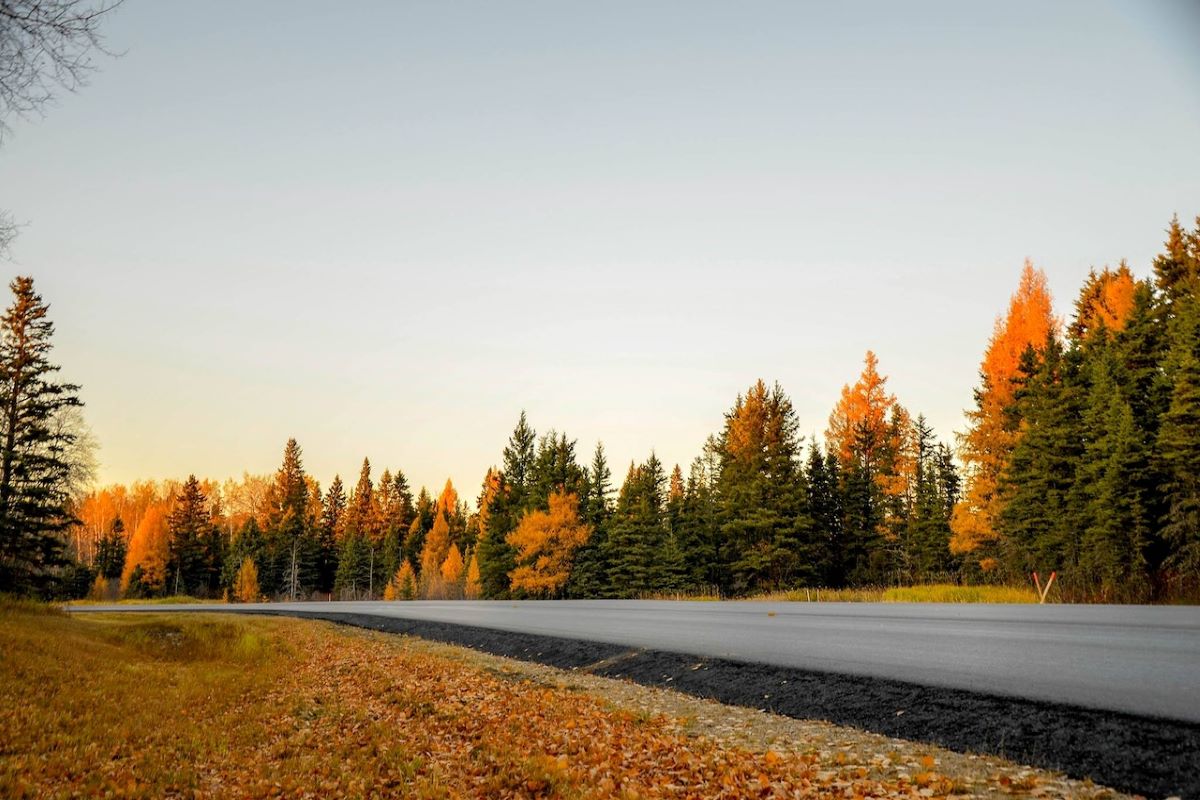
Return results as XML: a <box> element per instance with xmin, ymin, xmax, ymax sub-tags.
<box><xmin>1032</xmin><ymin>571</ymin><xmax>1057</xmax><ymax>604</ymax></box>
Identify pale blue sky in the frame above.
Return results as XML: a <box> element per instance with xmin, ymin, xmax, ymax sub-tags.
<box><xmin>2</xmin><ymin>1</ymin><xmax>1198</xmax><ymax>497</ymax></box>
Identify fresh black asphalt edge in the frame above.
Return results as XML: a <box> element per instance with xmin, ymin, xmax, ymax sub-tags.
<box><xmin>104</xmin><ymin>607</ymin><xmax>1200</xmax><ymax>799</ymax></box>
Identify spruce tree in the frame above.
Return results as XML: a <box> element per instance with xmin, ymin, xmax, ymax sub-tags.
<box><xmin>566</xmin><ymin>442</ymin><xmax>613</xmax><ymax>597</ymax></box>
<box><xmin>94</xmin><ymin>517</ymin><xmax>127</xmax><ymax>580</ymax></box>
<box><xmin>166</xmin><ymin>476</ymin><xmax>216</xmax><ymax>597</ymax></box>
<box><xmin>1158</xmin><ymin>296</ymin><xmax>1200</xmax><ymax>580</ymax></box>
<box><xmin>0</xmin><ymin>277</ymin><xmax>83</xmax><ymax>593</ymax></box>
<box><xmin>316</xmin><ymin>475</ymin><xmax>345</xmax><ymax>594</ymax></box>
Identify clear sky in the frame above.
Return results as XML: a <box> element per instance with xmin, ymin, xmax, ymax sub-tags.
<box><xmin>2</xmin><ymin>0</ymin><xmax>1198</xmax><ymax>498</ymax></box>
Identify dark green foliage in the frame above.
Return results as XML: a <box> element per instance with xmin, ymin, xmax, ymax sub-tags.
<box><xmin>566</xmin><ymin>443</ymin><xmax>613</xmax><ymax>597</ymax></box>
<box><xmin>1158</xmin><ymin>295</ymin><xmax>1200</xmax><ymax>581</ymax></box>
<box><xmin>166</xmin><ymin>475</ymin><xmax>221</xmax><ymax>597</ymax></box>
<box><xmin>0</xmin><ymin>277</ymin><xmax>83</xmax><ymax>594</ymax></box>
<box><xmin>906</xmin><ymin>417</ymin><xmax>959</xmax><ymax>579</ymax></box>
<box><xmin>805</xmin><ymin>444</ymin><xmax>842</xmax><ymax>584</ymax></box>
<box><xmin>714</xmin><ymin>381</ymin><xmax>813</xmax><ymax>594</ymax></box>
<box><xmin>94</xmin><ymin>517</ymin><xmax>127</xmax><ymax>580</ymax></box>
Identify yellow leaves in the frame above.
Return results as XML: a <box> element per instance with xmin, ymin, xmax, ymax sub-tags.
<box><xmin>121</xmin><ymin>503</ymin><xmax>170</xmax><ymax>592</ymax></box>
<box><xmin>233</xmin><ymin>557</ymin><xmax>260</xmax><ymax>603</ymax></box>
<box><xmin>507</xmin><ymin>491</ymin><xmax>591</xmax><ymax>596</ymax></box>
<box><xmin>440</xmin><ymin>543</ymin><xmax>464</xmax><ymax>584</ymax></box>
<box><xmin>464</xmin><ymin>551</ymin><xmax>482</xmax><ymax>600</ymax></box>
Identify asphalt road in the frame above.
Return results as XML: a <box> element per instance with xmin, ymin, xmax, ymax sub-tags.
<box><xmin>72</xmin><ymin>599</ymin><xmax>1200</xmax><ymax>724</ymax></box>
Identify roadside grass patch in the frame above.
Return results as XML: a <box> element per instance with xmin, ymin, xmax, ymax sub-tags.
<box><xmin>1</xmin><ymin>604</ymin><xmax>998</xmax><ymax>798</ymax></box>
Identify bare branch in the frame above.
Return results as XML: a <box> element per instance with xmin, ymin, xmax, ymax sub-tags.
<box><xmin>0</xmin><ymin>0</ymin><xmax>123</xmax><ymax>139</ymax></box>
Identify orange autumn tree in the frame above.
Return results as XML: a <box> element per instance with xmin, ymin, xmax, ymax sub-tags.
<box><xmin>952</xmin><ymin>260</ymin><xmax>1058</xmax><ymax>556</ymax></box>
<box><xmin>826</xmin><ymin>351</ymin><xmax>915</xmax><ymax>514</ymax></box>
<box><xmin>1070</xmin><ymin>262</ymin><xmax>1137</xmax><ymax>340</ymax></box>
<box><xmin>464</xmin><ymin>550</ymin><xmax>482</xmax><ymax>599</ymax></box>
<box><xmin>121</xmin><ymin>503</ymin><xmax>170</xmax><ymax>594</ymax></box>
<box><xmin>441</xmin><ymin>543</ymin><xmax>464</xmax><ymax>586</ymax></box>
<box><xmin>507</xmin><ymin>490</ymin><xmax>591</xmax><ymax>597</ymax></box>
<box><xmin>419</xmin><ymin>509</ymin><xmax>452</xmax><ymax>598</ymax></box>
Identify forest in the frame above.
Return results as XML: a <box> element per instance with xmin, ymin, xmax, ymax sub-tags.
<box><xmin>3</xmin><ymin>215</ymin><xmax>1200</xmax><ymax>603</ymax></box>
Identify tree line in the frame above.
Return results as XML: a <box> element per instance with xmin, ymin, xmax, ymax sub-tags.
<box><xmin>3</xmin><ymin>214</ymin><xmax>1199</xmax><ymax>602</ymax></box>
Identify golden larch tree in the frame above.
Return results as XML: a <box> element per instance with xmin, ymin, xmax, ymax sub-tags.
<box><xmin>1071</xmin><ymin>262</ymin><xmax>1137</xmax><ymax>340</ymax></box>
<box><xmin>420</xmin><ymin>510</ymin><xmax>453</xmax><ymax>598</ymax></box>
<box><xmin>464</xmin><ymin>550</ymin><xmax>482</xmax><ymax>599</ymax></box>
<box><xmin>393</xmin><ymin>560</ymin><xmax>417</xmax><ymax>600</ymax></box>
<box><xmin>952</xmin><ymin>260</ymin><xmax>1058</xmax><ymax>555</ymax></box>
<box><xmin>233</xmin><ymin>557</ymin><xmax>260</xmax><ymax>603</ymax></box>
<box><xmin>507</xmin><ymin>491</ymin><xmax>591</xmax><ymax>596</ymax></box>
<box><xmin>441</xmin><ymin>543</ymin><xmax>464</xmax><ymax>585</ymax></box>
<box><xmin>121</xmin><ymin>503</ymin><xmax>170</xmax><ymax>593</ymax></box>
<box><xmin>826</xmin><ymin>351</ymin><xmax>899</xmax><ymax>467</ymax></box>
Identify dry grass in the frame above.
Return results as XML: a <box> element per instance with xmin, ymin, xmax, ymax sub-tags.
<box><xmin>751</xmin><ymin>584</ymin><xmax>1038</xmax><ymax>604</ymax></box>
<box><xmin>0</xmin><ymin>600</ymin><xmax>1092</xmax><ymax>799</ymax></box>
<box><xmin>65</xmin><ymin>594</ymin><xmax>217</xmax><ymax>606</ymax></box>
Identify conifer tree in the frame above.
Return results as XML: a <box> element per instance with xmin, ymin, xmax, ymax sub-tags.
<box><xmin>1076</xmin><ymin>360</ymin><xmax>1151</xmax><ymax>597</ymax></box>
<box><xmin>316</xmin><ymin>475</ymin><xmax>345</xmax><ymax>594</ymax></box>
<box><xmin>94</xmin><ymin>517</ymin><xmax>127</xmax><ymax>580</ymax></box>
<box><xmin>717</xmin><ymin>381</ymin><xmax>811</xmax><ymax>592</ymax></box>
<box><xmin>0</xmin><ymin>277</ymin><xmax>83</xmax><ymax>593</ymax></box>
<box><xmin>997</xmin><ymin>338</ymin><xmax>1085</xmax><ymax>576</ymax></box>
<box><xmin>954</xmin><ymin>262</ymin><xmax>1058</xmax><ymax>557</ymax></box>
<box><xmin>566</xmin><ymin>443</ymin><xmax>613</xmax><ymax>597</ymax></box>
<box><xmin>508</xmin><ymin>490</ymin><xmax>591</xmax><ymax>596</ymax></box>
<box><xmin>166</xmin><ymin>476</ymin><xmax>218</xmax><ymax>596</ymax></box>
<box><xmin>1158</xmin><ymin>296</ymin><xmax>1200</xmax><ymax>579</ymax></box>
<box><xmin>233</xmin><ymin>557</ymin><xmax>260</xmax><ymax>603</ymax></box>
<box><xmin>805</xmin><ymin>443</ymin><xmax>842</xmax><ymax>585</ymax></box>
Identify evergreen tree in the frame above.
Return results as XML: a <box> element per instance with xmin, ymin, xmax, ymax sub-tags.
<box><xmin>266</xmin><ymin>438</ymin><xmax>316</xmax><ymax>598</ymax></box>
<box><xmin>907</xmin><ymin>416</ymin><xmax>957</xmax><ymax>579</ymax></box>
<box><xmin>1076</xmin><ymin>359</ymin><xmax>1152</xmax><ymax>597</ymax></box>
<box><xmin>166</xmin><ymin>476</ymin><xmax>218</xmax><ymax>596</ymax></box>
<box><xmin>716</xmin><ymin>381</ymin><xmax>812</xmax><ymax>593</ymax></box>
<box><xmin>1158</xmin><ymin>296</ymin><xmax>1200</xmax><ymax>580</ymax></box>
<box><xmin>805</xmin><ymin>443</ymin><xmax>842</xmax><ymax>585</ymax></box>
<box><xmin>566</xmin><ymin>442</ymin><xmax>613</xmax><ymax>597</ymax></box>
<box><xmin>674</xmin><ymin>441</ymin><xmax>722</xmax><ymax>591</ymax></box>
<box><xmin>0</xmin><ymin>277</ymin><xmax>83</xmax><ymax>593</ymax></box>
<box><xmin>316</xmin><ymin>475</ymin><xmax>345</xmax><ymax>594</ymax></box>
<box><xmin>94</xmin><ymin>517</ymin><xmax>127</xmax><ymax>580</ymax></box>
<box><xmin>997</xmin><ymin>338</ymin><xmax>1085</xmax><ymax>576</ymax></box>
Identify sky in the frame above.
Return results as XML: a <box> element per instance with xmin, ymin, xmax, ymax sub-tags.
<box><xmin>2</xmin><ymin>0</ymin><xmax>1199</xmax><ymax>498</ymax></box>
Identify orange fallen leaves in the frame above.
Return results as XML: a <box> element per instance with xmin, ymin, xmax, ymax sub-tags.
<box><xmin>1</xmin><ymin>608</ymin><xmax>958</xmax><ymax>798</ymax></box>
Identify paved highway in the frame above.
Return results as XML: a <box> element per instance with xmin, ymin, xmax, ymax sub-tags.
<box><xmin>71</xmin><ymin>600</ymin><xmax>1200</xmax><ymax>723</ymax></box>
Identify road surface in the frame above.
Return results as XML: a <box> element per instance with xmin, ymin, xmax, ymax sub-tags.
<box><xmin>71</xmin><ymin>599</ymin><xmax>1200</xmax><ymax>724</ymax></box>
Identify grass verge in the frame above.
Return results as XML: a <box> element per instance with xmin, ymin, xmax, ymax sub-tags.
<box><xmin>0</xmin><ymin>600</ymin><xmax>1091</xmax><ymax>799</ymax></box>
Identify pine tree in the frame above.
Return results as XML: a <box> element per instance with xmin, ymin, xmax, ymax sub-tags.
<box><xmin>805</xmin><ymin>443</ymin><xmax>842</xmax><ymax>585</ymax></box>
<box><xmin>316</xmin><ymin>475</ymin><xmax>345</xmax><ymax>594</ymax></box>
<box><xmin>1076</xmin><ymin>359</ymin><xmax>1151</xmax><ymax>598</ymax></box>
<box><xmin>996</xmin><ymin>338</ymin><xmax>1085</xmax><ymax>576</ymax></box>
<box><xmin>1158</xmin><ymin>296</ymin><xmax>1200</xmax><ymax>580</ymax></box>
<box><xmin>166</xmin><ymin>476</ymin><xmax>216</xmax><ymax>597</ymax></box>
<box><xmin>267</xmin><ymin>438</ymin><xmax>316</xmax><ymax>599</ymax></box>
<box><xmin>566</xmin><ymin>443</ymin><xmax>613</xmax><ymax>597</ymax></box>
<box><xmin>0</xmin><ymin>277</ymin><xmax>84</xmax><ymax>593</ymax></box>
<box><xmin>673</xmin><ymin>444</ymin><xmax>721</xmax><ymax>591</ymax></box>
<box><xmin>94</xmin><ymin>517</ymin><xmax>127</xmax><ymax>580</ymax></box>
<box><xmin>907</xmin><ymin>416</ymin><xmax>957</xmax><ymax>579</ymax></box>
<box><xmin>717</xmin><ymin>381</ymin><xmax>811</xmax><ymax>593</ymax></box>
<box><xmin>475</xmin><ymin>413</ymin><xmax>536</xmax><ymax>597</ymax></box>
